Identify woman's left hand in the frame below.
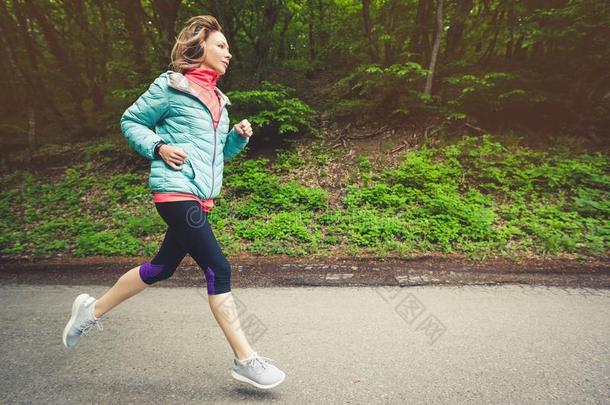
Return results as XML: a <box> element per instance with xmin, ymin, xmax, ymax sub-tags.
<box><xmin>234</xmin><ymin>119</ymin><xmax>253</xmax><ymax>138</ymax></box>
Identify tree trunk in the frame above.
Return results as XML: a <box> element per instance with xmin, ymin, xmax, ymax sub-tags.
<box><xmin>277</xmin><ymin>11</ymin><xmax>294</xmax><ymax>60</ymax></box>
<box><xmin>362</xmin><ymin>0</ymin><xmax>379</xmax><ymax>63</ymax></box>
<box><xmin>477</xmin><ymin>7</ymin><xmax>504</xmax><ymax>66</ymax></box>
<box><xmin>504</xmin><ymin>3</ymin><xmax>515</xmax><ymax>60</ymax></box>
<box><xmin>317</xmin><ymin>0</ymin><xmax>324</xmax><ymax>49</ymax></box>
<box><xmin>362</xmin><ymin>0</ymin><xmax>378</xmax><ymax>63</ymax></box>
<box><xmin>424</xmin><ymin>0</ymin><xmax>443</xmax><ymax>96</ymax></box>
<box><xmin>443</xmin><ymin>0</ymin><xmax>473</xmax><ymax>62</ymax></box>
<box><xmin>308</xmin><ymin>0</ymin><xmax>316</xmax><ymax>60</ymax></box>
<box><xmin>24</xmin><ymin>1</ymin><xmax>88</xmax><ymax>126</ymax></box>
<box><xmin>513</xmin><ymin>34</ymin><xmax>526</xmax><ymax>61</ymax></box>
<box><xmin>150</xmin><ymin>0</ymin><xmax>181</xmax><ymax>66</ymax></box>
<box><xmin>229</xmin><ymin>0</ymin><xmax>281</xmax><ymax>81</ymax></box>
<box><xmin>0</xmin><ymin>7</ymin><xmax>35</xmax><ymax>149</ymax></box>
<box><xmin>27</xmin><ymin>107</ymin><xmax>36</xmax><ymax>150</ymax></box>
<box><xmin>8</xmin><ymin>0</ymin><xmax>66</xmax><ymax>124</ymax></box>
<box><xmin>114</xmin><ymin>0</ymin><xmax>150</xmax><ymax>78</ymax></box>
<box><xmin>64</xmin><ymin>0</ymin><xmax>107</xmax><ymax>110</ymax></box>
<box><xmin>383</xmin><ymin>2</ymin><xmax>396</xmax><ymax>66</ymax></box>
<box><xmin>411</xmin><ymin>0</ymin><xmax>436</xmax><ymax>65</ymax></box>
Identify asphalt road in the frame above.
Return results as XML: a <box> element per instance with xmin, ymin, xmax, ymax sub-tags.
<box><xmin>1</xmin><ymin>284</ymin><xmax>608</xmax><ymax>404</ymax></box>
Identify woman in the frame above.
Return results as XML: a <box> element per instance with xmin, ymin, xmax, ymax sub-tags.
<box><xmin>61</xmin><ymin>15</ymin><xmax>286</xmax><ymax>390</ymax></box>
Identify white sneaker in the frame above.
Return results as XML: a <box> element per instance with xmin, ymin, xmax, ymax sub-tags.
<box><xmin>62</xmin><ymin>293</ymin><xmax>103</xmax><ymax>348</ymax></box>
<box><xmin>231</xmin><ymin>351</ymin><xmax>286</xmax><ymax>389</ymax></box>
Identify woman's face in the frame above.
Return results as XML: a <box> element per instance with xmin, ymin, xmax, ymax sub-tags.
<box><xmin>199</xmin><ymin>30</ymin><xmax>232</xmax><ymax>75</ymax></box>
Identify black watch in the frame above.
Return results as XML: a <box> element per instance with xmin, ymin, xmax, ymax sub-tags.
<box><xmin>154</xmin><ymin>141</ymin><xmax>167</xmax><ymax>158</ymax></box>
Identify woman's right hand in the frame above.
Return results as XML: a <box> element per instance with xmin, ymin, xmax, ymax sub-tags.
<box><xmin>158</xmin><ymin>145</ymin><xmax>188</xmax><ymax>170</ymax></box>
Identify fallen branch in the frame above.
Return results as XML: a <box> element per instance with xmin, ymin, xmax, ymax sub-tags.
<box><xmin>391</xmin><ymin>140</ymin><xmax>410</xmax><ymax>154</ymax></box>
<box><xmin>464</xmin><ymin>122</ymin><xmax>487</xmax><ymax>133</ymax></box>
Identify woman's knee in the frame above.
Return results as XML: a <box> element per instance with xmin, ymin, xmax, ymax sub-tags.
<box><xmin>204</xmin><ymin>262</ymin><xmax>232</xmax><ymax>295</ymax></box>
<box><xmin>139</xmin><ymin>261</ymin><xmax>178</xmax><ymax>285</ymax></box>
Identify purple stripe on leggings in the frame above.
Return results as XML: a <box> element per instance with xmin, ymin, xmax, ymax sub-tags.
<box><xmin>204</xmin><ymin>266</ymin><xmax>216</xmax><ymax>295</ymax></box>
<box><xmin>139</xmin><ymin>262</ymin><xmax>165</xmax><ymax>284</ymax></box>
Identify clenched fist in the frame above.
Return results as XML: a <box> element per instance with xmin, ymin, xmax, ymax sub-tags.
<box><xmin>234</xmin><ymin>119</ymin><xmax>253</xmax><ymax>138</ymax></box>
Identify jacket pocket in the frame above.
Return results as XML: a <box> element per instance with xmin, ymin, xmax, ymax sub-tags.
<box><xmin>172</xmin><ymin>142</ymin><xmax>196</xmax><ymax>180</ymax></box>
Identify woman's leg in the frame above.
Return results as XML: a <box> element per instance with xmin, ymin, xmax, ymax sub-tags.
<box><xmin>155</xmin><ymin>201</ymin><xmax>254</xmax><ymax>360</ymax></box>
<box><xmin>93</xmin><ymin>224</ymin><xmax>188</xmax><ymax>318</ymax></box>
<box><xmin>208</xmin><ymin>292</ymin><xmax>254</xmax><ymax>361</ymax></box>
<box><xmin>92</xmin><ymin>265</ymin><xmax>149</xmax><ymax>318</ymax></box>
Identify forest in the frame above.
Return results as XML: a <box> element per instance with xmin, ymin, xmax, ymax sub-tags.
<box><xmin>1</xmin><ymin>0</ymin><xmax>608</xmax><ymax>149</ymax></box>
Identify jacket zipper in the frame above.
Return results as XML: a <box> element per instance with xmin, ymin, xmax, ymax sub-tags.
<box><xmin>195</xmin><ymin>105</ymin><xmax>218</xmax><ymax>200</ymax></box>
<box><xmin>211</xmin><ymin>124</ymin><xmax>217</xmax><ymax>199</ymax></box>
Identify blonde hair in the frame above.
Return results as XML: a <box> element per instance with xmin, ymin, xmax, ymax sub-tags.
<box><xmin>170</xmin><ymin>15</ymin><xmax>223</xmax><ymax>74</ymax></box>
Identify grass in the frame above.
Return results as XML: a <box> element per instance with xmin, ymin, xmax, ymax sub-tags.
<box><xmin>0</xmin><ymin>134</ymin><xmax>608</xmax><ymax>260</ymax></box>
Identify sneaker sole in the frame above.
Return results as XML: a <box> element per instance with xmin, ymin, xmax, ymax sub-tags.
<box><xmin>230</xmin><ymin>370</ymin><xmax>286</xmax><ymax>389</ymax></box>
<box><xmin>62</xmin><ymin>293</ymin><xmax>90</xmax><ymax>348</ymax></box>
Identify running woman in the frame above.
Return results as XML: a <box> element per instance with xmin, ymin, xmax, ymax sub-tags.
<box><xmin>62</xmin><ymin>15</ymin><xmax>286</xmax><ymax>390</ymax></box>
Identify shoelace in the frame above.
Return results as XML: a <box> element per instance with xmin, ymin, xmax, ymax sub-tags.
<box><xmin>244</xmin><ymin>354</ymin><xmax>275</xmax><ymax>371</ymax></box>
<box><xmin>80</xmin><ymin>319</ymin><xmax>103</xmax><ymax>335</ymax></box>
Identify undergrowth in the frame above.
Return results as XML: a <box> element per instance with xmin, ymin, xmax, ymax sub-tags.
<box><xmin>1</xmin><ymin>135</ymin><xmax>607</xmax><ymax>259</ymax></box>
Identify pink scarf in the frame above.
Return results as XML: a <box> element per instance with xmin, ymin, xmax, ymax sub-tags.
<box><xmin>184</xmin><ymin>68</ymin><xmax>221</xmax><ymax>128</ymax></box>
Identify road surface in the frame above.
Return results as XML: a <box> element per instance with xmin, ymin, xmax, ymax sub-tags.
<box><xmin>1</xmin><ymin>284</ymin><xmax>608</xmax><ymax>404</ymax></box>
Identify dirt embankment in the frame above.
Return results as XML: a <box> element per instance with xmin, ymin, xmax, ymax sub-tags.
<box><xmin>1</xmin><ymin>254</ymin><xmax>608</xmax><ymax>289</ymax></box>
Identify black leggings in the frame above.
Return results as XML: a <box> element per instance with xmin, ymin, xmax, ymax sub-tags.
<box><xmin>138</xmin><ymin>200</ymin><xmax>231</xmax><ymax>295</ymax></box>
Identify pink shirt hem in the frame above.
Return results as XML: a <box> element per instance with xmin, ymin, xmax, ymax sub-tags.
<box><xmin>153</xmin><ymin>192</ymin><xmax>214</xmax><ymax>213</ymax></box>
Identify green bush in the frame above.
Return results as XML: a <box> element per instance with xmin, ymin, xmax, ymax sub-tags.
<box><xmin>112</xmin><ymin>207</ymin><xmax>166</xmax><ymax>237</ymax></box>
<box><xmin>342</xmin><ymin>209</ymin><xmax>411</xmax><ymax>247</ymax></box>
<box><xmin>75</xmin><ymin>230</ymin><xmax>140</xmax><ymax>256</ymax></box>
<box><xmin>442</xmin><ymin>72</ymin><xmax>546</xmax><ymax>129</ymax></box>
<box><xmin>227</xmin><ymin>81</ymin><xmax>316</xmax><ymax>136</ymax></box>
<box><xmin>234</xmin><ymin>212</ymin><xmax>322</xmax><ymax>256</ymax></box>
<box><xmin>273</xmin><ymin>149</ymin><xmax>305</xmax><ymax>171</ymax></box>
<box><xmin>332</xmin><ymin>62</ymin><xmax>433</xmax><ymax>123</ymax></box>
<box><xmin>224</xmin><ymin>158</ymin><xmax>329</xmax><ymax>212</ymax></box>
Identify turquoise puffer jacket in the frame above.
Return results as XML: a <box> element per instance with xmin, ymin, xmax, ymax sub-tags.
<box><xmin>120</xmin><ymin>70</ymin><xmax>249</xmax><ymax>200</ymax></box>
